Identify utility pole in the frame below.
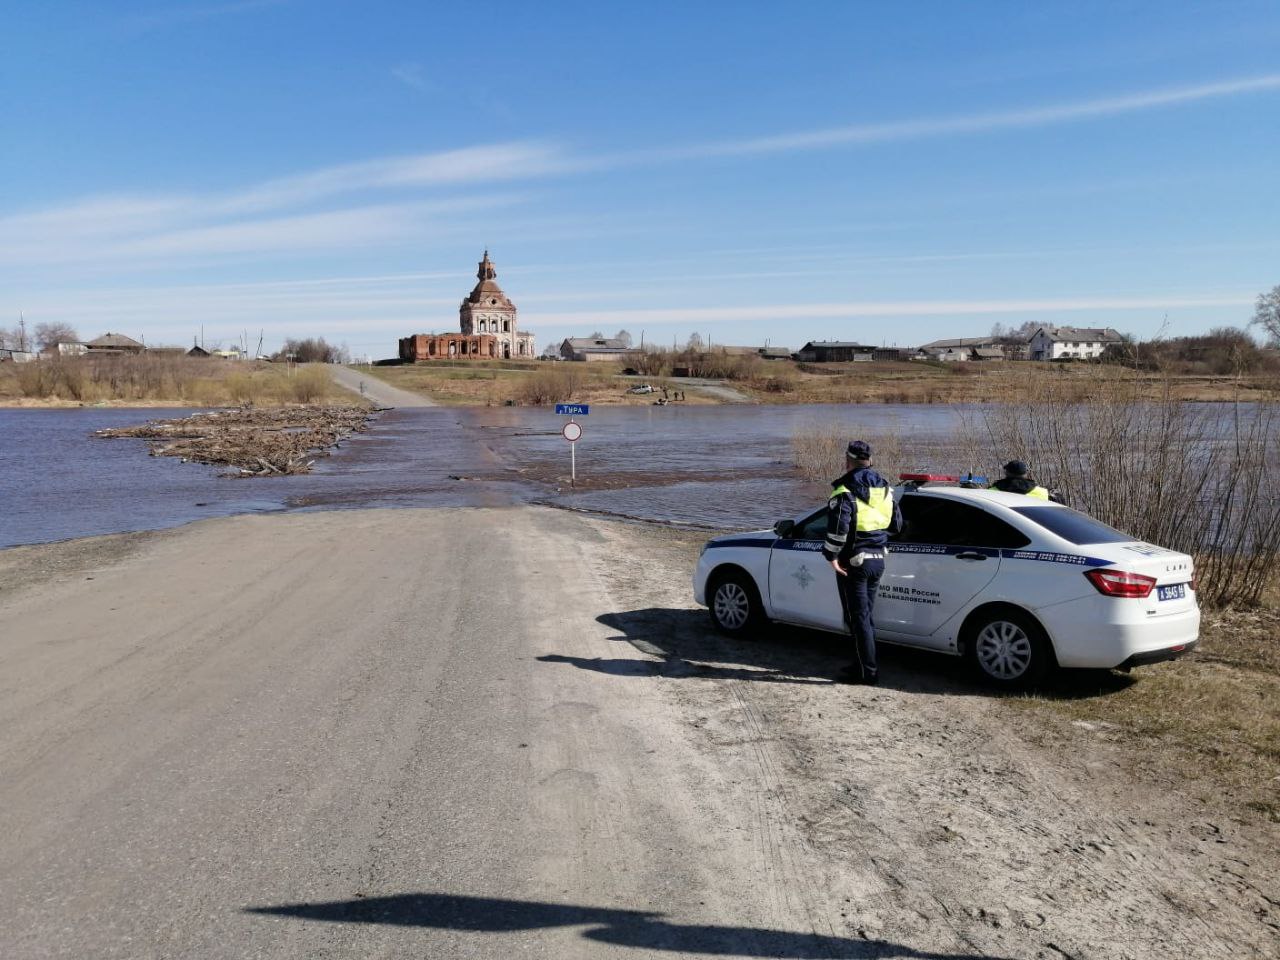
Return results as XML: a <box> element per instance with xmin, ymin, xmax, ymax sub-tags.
<box><xmin>17</xmin><ymin>314</ymin><xmax>27</xmax><ymax>351</ymax></box>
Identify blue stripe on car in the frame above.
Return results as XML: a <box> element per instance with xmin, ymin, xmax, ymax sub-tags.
<box><xmin>709</xmin><ymin>538</ymin><xmax>1109</xmax><ymax>567</ymax></box>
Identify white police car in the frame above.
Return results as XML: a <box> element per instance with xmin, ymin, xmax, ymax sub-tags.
<box><xmin>693</xmin><ymin>475</ymin><xmax>1200</xmax><ymax>688</ymax></box>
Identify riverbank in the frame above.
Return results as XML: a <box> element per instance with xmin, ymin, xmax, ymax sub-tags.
<box><xmin>362</xmin><ymin>358</ymin><xmax>1280</xmax><ymax>406</ymax></box>
<box><xmin>0</xmin><ymin>355</ymin><xmax>358</xmax><ymax>407</ymax></box>
<box><xmin>1</xmin><ymin>507</ymin><xmax>1275</xmax><ymax>958</ymax></box>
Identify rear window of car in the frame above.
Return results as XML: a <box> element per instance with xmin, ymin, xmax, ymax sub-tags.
<box><xmin>1013</xmin><ymin>506</ymin><xmax>1132</xmax><ymax>545</ymax></box>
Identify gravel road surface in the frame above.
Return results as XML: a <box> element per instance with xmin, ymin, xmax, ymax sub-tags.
<box><xmin>1</xmin><ymin>508</ymin><xmax>1275</xmax><ymax>959</ymax></box>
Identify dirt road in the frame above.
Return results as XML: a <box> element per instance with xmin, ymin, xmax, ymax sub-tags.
<box><xmin>328</xmin><ymin>363</ymin><xmax>438</xmax><ymax>407</ymax></box>
<box><xmin>1</xmin><ymin>508</ymin><xmax>1276</xmax><ymax>959</ymax></box>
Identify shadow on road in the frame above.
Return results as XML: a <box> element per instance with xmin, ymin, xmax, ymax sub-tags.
<box><xmin>246</xmin><ymin>892</ymin><xmax>1015</xmax><ymax>959</ymax></box>
<box><xmin>539</xmin><ymin>607</ymin><xmax>1136</xmax><ymax>700</ymax></box>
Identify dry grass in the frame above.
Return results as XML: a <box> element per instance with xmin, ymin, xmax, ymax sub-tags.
<box><xmin>362</xmin><ymin>362</ymin><xmax>718</xmax><ymax>406</ymax></box>
<box><xmin>737</xmin><ymin>360</ymin><xmax>1280</xmax><ymax>405</ymax></box>
<box><xmin>350</xmin><ymin>358</ymin><xmax>1280</xmax><ymax>407</ymax></box>
<box><xmin>1014</xmin><ymin>596</ymin><xmax>1280</xmax><ymax>822</ymax></box>
<box><xmin>0</xmin><ymin>356</ymin><xmax>347</xmax><ymax>406</ymax></box>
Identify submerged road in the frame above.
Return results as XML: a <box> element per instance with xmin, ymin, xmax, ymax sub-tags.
<box><xmin>1</xmin><ymin>507</ymin><xmax>1275</xmax><ymax>959</ymax></box>
<box><xmin>328</xmin><ymin>363</ymin><xmax>438</xmax><ymax>407</ymax></box>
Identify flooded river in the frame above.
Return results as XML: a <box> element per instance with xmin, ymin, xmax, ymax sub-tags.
<box><xmin>1</xmin><ymin>404</ymin><xmax>976</xmax><ymax>549</ymax></box>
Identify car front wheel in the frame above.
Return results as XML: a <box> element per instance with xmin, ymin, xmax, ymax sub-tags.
<box><xmin>708</xmin><ymin>572</ymin><xmax>763</xmax><ymax>637</ymax></box>
<box><xmin>964</xmin><ymin>608</ymin><xmax>1053</xmax><ymax>689</ymax></box>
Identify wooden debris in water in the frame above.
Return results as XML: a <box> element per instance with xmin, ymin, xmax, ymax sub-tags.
<box><xmin>93</xmin><ymin>406</ymin><xmax>377</xmax><ymax>477</ymax></box>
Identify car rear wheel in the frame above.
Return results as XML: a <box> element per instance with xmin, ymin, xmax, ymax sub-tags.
<box><xmin>708</xmin><ymin>571</ymin><xmax>764</xmax><ymax>637</ymax></box>
<box><xmin>964</xmin><ymin>608</ymin><xmax>1053</xmax><ymax>689</ymax></box>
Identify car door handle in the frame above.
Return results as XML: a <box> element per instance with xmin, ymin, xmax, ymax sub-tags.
<box><xmin>955</xmin><ymin>551</ymin><xmax>988</xmax><ymax>561</ymax></box>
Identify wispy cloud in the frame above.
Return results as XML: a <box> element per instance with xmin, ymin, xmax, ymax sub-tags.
<box><xmin>0</xmin><ymin>194</ymin><xmax>530</xmax><ymax>266</ymax></box>
<box><xmin>391</xmin><ymin>62</ymin><xmax>436</xmax><ymax>96</ymax></box>
<box><xmin>527</xmin><ymin>294</ymin><xmax>1256</xmax><ymax>326</ymax></box>
<box><xmin>618</xmin><ymin>73</ymin><xmax>1280</xmax><ymax>163</ymax></box>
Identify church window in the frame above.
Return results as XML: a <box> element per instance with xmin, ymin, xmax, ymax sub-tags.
<box><xmin>479</xmin><ymin>320</ymin><xmax>487</xmax><ymax>332</ymax></box>
<box><xmin>503</xmin><ymin>320</ymin><xmax>511</xmax><ymax>332</ymax></box>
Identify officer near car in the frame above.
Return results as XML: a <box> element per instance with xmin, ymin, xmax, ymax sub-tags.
<box><xmin>822</xmin><ymin>440</ymin><xmax>903</xmax><ymax>685</ymax></box>
<box><xmin>990</xmin><ymin>459</ymin><xmax>1064</xmax><ymax>503</ymax></box>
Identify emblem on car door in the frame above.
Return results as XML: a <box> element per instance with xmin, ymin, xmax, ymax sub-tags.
<box><xmin>793</xmin><ymin>564</ymin><xmax>815</xmax><ymax>590</ymax></box>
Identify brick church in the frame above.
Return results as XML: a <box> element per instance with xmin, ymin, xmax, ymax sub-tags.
<box><xmin>399</xmin><ymin>252</ymin><xmax>536</xmax><ymax>362</ymax></box>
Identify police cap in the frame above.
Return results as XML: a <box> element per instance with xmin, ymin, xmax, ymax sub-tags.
<box><xmin>847</xmin><ymin>440</ymin><xmax>872</xmax><ymax>460</ymax></box>
<box><xmin>1003</xmin><ymin>459</ymin><xmax>1029</xmax><ymax>476</ymax></box>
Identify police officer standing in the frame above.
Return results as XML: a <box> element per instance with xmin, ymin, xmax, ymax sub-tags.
<box><xmin>990</xmin><ymin>460</ymin><xmax>1062</xmax><ymax>502</ymax></box>
<box><xmin>822</xmin><ymin>440</ymin><xmax>902</xmax><ymax>685</ymax></box>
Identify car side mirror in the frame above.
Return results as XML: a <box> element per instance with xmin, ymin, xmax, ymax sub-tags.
<box><xmin>773</xmin><ymin>519</ymin><xmax>795</xmax><ymax>538</ymax></box>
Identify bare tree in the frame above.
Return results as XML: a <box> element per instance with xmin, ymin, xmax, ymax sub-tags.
<box><xmin>685</xmin><ymin>332</ymin><xmax>704</xmax><ymax>351</ymax></box>
<box><xmin>275</xmin><ymin>337</ymin><xmax>338</xmax><ymax>363</ymax></box>
<box><xmin>1251</xmin><ymin>284</ymin><xmax>1280</xmax><ymax>345</ymax></box>
<box><xmin>614</xmin><ymin>329</ymin><xmax>633</xmax><ymax>348</ymax></box>
<box><xmin>34</xmin><ymin>322</ymin><xmax>81</xmax><ymax>351</ymax></box>
<box><xmin>541</xmin><ymin>342</ymin><xmax>560</xmax><ymax>358</ymax></box>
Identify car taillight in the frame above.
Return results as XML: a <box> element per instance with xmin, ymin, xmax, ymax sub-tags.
<box><xmin>1085</xmin><ymin>568</ymin><xmax>1157</xmax><ymax>598</ymax></box>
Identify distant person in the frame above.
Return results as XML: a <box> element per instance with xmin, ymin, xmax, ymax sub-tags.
<box><xmin>822</xmin><ymin>440</ymin><xmax>902</xmax><ymax>686</ymax></box>
<box><xmin>990</xmin><ymin>460</ymin><xmax>1063</xmax><ymax>503</ymax></box>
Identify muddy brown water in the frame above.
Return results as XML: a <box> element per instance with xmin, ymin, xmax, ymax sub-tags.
<box><xmin>3</xmin><ymin>402</ymin><xmax>1236</xmax><ymax>548</ymax></box>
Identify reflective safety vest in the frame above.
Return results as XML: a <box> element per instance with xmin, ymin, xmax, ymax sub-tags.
<box><xmin>832</xmin><ymin>483</ymin><xmax>895</xmax><ymax>531</ymax></box>
<box><xmin>1026</xmin><ymin>486</ymin><xmax>1050</xmax><ymax>501</ymax></box>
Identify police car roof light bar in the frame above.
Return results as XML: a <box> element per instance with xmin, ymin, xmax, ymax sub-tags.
<box><xmin>899</xmin><ymin>472</ymin><xmax>988</xmax><ymax>490</ymax></box>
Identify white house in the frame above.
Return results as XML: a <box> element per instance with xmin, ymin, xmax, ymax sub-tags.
<box><xmin>1028</xmin><ymin>326</ymin><xmax>1124</xmax><ymax>361</ymax></box>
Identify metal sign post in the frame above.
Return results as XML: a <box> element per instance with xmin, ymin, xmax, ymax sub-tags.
<box><xmin>555</xmin><ymin>404</ymin><xmax>588</xmax><ymax>486</ymax></box>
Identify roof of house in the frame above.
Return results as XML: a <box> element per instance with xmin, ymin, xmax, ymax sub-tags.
<box><xmin>918</xmin><ymin>337</ymin><xmax>1002</xmax><ymax>350</ymax></box>
<box><xmin>798</xmin><ymin>341</ymin><xmax>877</xmax><ymax>351</ymax></box>
<box><xmin>87</xmin><ymin>332</ymin><xmax>144</xmax><ymax>349</ymax></box>
<box><xmin>713</xmin><ymin>345</ymin><xmax>793</xmax><ymax>356</ymax></box>
<box><xmin>562</xmin><ymin>337</ymin><xmax>631</xmax><ymax>351</ymax></box>
<box><xmin>1035</xmin><ymin>326</ymin><xmax>1124</xmax><ymax>342</ymax></box>
<box><xmin>972</xmin><ymin>347</ymin><xmax>1006</xmax><ymax>358</ymax></box>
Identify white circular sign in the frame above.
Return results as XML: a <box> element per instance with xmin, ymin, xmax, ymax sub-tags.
<box><xmin>562</xmin><ymin>421</ymin><xmax>583</xmax><ymax>442</ymax></box>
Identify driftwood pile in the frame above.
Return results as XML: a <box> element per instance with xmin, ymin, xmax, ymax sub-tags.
<box><xmin>94</xmin><ymin>406</ymin><xmax>376</xmax><ymax>477</ymax></box>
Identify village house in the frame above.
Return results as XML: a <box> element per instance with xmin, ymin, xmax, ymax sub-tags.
<box><xmin>42</xmin><ymin>341</ymin><xmax>89</xmax><ymax>358</ymax></box>
<box><xmin>86</xmin><ymin>332</ymin><xmax>145</xmax><ymax>354</ymax></box>
<box><xmin>795</xmin><ymin>341</ymin><xmax>878</xmax><ymax>362</ymax></box>
<box><xmin>401</xmin><ymin>252</ymin><xmax>535</xmax><ymax>362</ymax></box>
<box><xmin>711</xmin><ymin>345</ymin><xmax>794</xmax><ymax>360</ymax></box>
<box><xmin>1028</xmin><ymin>326</ymin><xmax>1125</xmax><ymax>361</ymax></box>
<box><xmin>918</xmin><ymin>337</ymin><xmax>1010</xmax><ymax>362</ymax></box>
<box><xmin>559</xmin><ymin>337</ymin><xmax>636</xmax><ymax>362</ymax></box>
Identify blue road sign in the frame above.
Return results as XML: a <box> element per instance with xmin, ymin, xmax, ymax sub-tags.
<box><xmin>555</xmin><ymin>403</ymin><xmax>589</xmax><ymax>416</ymax></box>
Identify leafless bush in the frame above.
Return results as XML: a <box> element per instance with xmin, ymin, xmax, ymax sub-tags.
<box><xmin>631</xmin><ymin>349</ymin><xmax>670</xmax><ymax>377</ymax></box>
<box><xmin>288</xmin><ymin>367</ymin><xmax>333</xmax><ymax>403</ymax></box>
<box><xmin>792</xmin><ymin>367</ymin><xmax>1280</xmax><ymax>607</ymax></box>
<box><xmin>515</xmin><ymin>368</ymin><xmax>583</xmax><ymax>405</ymax></box>
<box><xmin>790</xmin><ymin>418</ymin><xmax>909</xmax><ymax>482</ymax></box>
<box><xmin>962</xmin><ymin>368</ymin><xmax>1280</xmax><ymax>607</ymax></box>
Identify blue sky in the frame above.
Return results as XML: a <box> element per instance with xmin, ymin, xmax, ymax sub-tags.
<box><xmin>3</xmin><ymin>0</ymin><xmax>1278</xmax><ymax>357</ymax></box>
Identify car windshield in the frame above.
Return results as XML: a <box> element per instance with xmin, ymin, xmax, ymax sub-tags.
<box><xmin>1013</xmin><ymin>505</ymin><xmax>1133</xmax><ymax>545</ymax></box>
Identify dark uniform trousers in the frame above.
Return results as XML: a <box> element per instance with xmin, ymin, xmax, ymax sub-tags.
<box><xmin>836</xmin><ymin>554</ymin><xmax>885</xmax><ymax>680</ymax></box>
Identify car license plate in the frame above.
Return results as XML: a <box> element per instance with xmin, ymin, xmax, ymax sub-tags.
<box><xmin>1157</xmin><ymin>583</ymin><xmax>1186</xmax><ymax>601</ymax></box>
